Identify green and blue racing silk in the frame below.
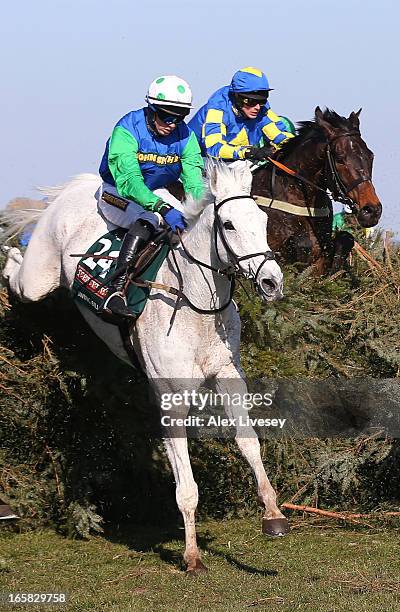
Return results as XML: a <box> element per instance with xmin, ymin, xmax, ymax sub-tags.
<box><xmin>99</xmin><ymin>108</ymin><xmax>204</xmax><ymax>211</ymax></box>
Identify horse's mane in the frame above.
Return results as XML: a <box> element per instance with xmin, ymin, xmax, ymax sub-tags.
<box><xmin>183</xmin><ymin>179</ymin><xmax>210</xmax><ymax>222</ymax></box>
<box><xmin>278</xmin><ymin>108</ymin><xmax>354</xmax><ymax>158</ymax></box>
<box><xmin>184</xmin><ymin>159</ymin><xmax>250</xmax><ymax>222</ymax></box>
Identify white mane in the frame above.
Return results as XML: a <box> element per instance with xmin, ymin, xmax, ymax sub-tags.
<box><xmin>183</xmin><ymin>159</ymin><xmax>253</xmax><ymax>223</ymax></box>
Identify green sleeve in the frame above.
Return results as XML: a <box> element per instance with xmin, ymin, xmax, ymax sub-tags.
<box><xmin>332</xmin><ymin>212</ymin><xmax>346</xmax><ymax>231</ymax></box>
<box><xmin>180</xmin><ymin>131</ymin><xmax>205</xmax><ymax>201</ymax></box>
<box><xmin>108</xmin><ymin>126</ymin><xmax>160</xmax><ymax>210</ymax></box>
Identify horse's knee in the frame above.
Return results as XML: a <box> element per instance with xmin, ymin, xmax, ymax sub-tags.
<box><xmin>9</xmin><ymin>274</ymin><xmax>55</xmax><ymax>303</ymax></box>
<box><xmin>334</xmin><ymin>230</ymin><xmax>355</xmax><ymax>255</ymax></box>
<box><xmin>331</xmin><ymin>231</ymin><xmax>355</xmax><ymax>273</ymax></box>
<box><xmin>176</xmin><ymin>480</ymin><xmax>199</xmax><ymax>514</ymax></box>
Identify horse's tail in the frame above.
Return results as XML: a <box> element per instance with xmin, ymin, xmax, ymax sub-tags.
<box><xmin>37</xmin><ymin>174</ymin><xmax>100</xmax><ymax>203</ymax></box>
<box><xmin>0</xmin><ymin>173</ymin><xmax>100</xmax><ymax>246</ymax></box>
<box><xmin>0</xmin><ymin>206</ymin><xmax>46</xmax><ymax>245</ymax></box>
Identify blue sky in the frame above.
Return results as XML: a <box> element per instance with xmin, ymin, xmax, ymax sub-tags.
<box><xmin>1</xmin><ymin>0</ymin><xmax>399</xmax><ymax>230</ymax></box>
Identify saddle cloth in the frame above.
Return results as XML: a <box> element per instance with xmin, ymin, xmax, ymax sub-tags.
<box><xmin>72</xmin><ymin>228</ymin><xmax>169</xmax><ymax>319</ymax></box>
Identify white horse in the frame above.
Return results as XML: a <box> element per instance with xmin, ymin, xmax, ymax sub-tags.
<box><xmin>2</xmin><ymin>161</ymin><xmax>289</xmax><ymax>574</ymax></box>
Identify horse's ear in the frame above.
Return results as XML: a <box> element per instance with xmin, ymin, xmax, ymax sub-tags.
<box><xmin>315</xmin><ymin>106</ymin><xmax>336</xmax><ymax>139</ymax></box>
<box><xmin>233</xmin><ymin>162</ymin><xmax>253</xmax><ymax>194</ymax></box>
<box><xmin>349</xmin><ymin>108</ymin><xmax>362</xmax><ymax>129</ymax></box>
<box><xmin>209</xmin><ymin>165</ymin><xmax>219</xmax><ymax>196</ymax></box>
<box><xmin>315</xmin><ymin>106</ymin><xmax>323</xmax><ymax>121</ymax></box>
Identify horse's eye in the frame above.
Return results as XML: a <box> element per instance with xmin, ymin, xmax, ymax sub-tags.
<box><xmin>223</xmin><ymin>221</ymin><xmax>235</xmax><ymax>230</ymax></box>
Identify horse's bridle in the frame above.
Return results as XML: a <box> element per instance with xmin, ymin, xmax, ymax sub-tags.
<box><xmin>267</xmin><ymin>130</ymin><xmax>373</xmax><ymax>216</ymax></box>
<box><xmin>325</xmin><ymin>131</ymin><xmax>373</xmax><ymax>213</ymax></box>
<box><xmin>213</xmin><ymin>195</ymin><xmax>276</xmax><ymax>281</ymax></box>
<box><xmin>170</xmin><ymin>194</ymin><xmax>276</xmax><ymax>314</ymax></box>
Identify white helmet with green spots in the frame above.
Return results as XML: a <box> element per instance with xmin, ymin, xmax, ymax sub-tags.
<box><xmin>146</xmin><ymin>75</ymin><xmax>193</xmax><ymax>110</ymax></box>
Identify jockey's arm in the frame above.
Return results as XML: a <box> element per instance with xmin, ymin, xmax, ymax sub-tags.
<box><xmin>180</xmin><ymin>131</ymin><xmax>205</xmax><ymax>200</ymax></box>
<box><xmin>262</xmin><ymin>109</ymin><xmax>294</xmax><ymax>149</ymax></box>
<box><xmin>202</xmin><ymin>109</ymin><xmax>249</xmax><ymax>161</ymax></box>
<box><xmin>107</xmin><ymin>126</ymin><xmax>161</xmax><ymax>211</ymax></box>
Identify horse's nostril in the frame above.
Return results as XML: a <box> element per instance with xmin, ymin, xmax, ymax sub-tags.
<box><xmin>362</xmin><ymin>206</ymin><xmax>374</xmax><ymax>216</ymax></box>
<box><xmin>261</xmin><ymin>278</ymin><xmax>277</xmax><ymax>294</ymax></box>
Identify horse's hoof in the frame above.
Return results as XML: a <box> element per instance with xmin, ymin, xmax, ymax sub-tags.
<box><xmin>262</xmin><ymin>517</ymin><xmax>290</xmax><ymax>536</ymax></box>
<box><xmin>186</xmin><ymin>559</ymin><xmax>208</xmax><ymax>576</ymax></box>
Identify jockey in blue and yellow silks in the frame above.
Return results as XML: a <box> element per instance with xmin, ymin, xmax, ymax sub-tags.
<box><xmin>98</xmin><ymin>75</ymin><xmax>204</xmax><ymax>320</ymax></box>
<box><xmin>189</xmin><ymin>67</ymin><xmax>294</xmax><ymax>162</ymax></box>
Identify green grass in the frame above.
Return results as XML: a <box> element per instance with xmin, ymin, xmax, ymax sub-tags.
<box><xmin>1</xmin><ymin>518</ymin><xmax>400</xmax><ymax>611</ymax></box>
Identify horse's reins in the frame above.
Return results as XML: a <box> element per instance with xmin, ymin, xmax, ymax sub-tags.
<box><xmin>132</xmin><ymin>195</ymin><xmax>276</xmax><ymax>316</ymax></box>
<box><xmin>265</xmin><ymin>131</ymin><xmax>373</xmax><ymax>214</ymax></box>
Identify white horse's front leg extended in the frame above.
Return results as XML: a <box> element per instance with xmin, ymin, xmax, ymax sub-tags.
<box><xmin>2</xmin><ymin>247</ymin><xmax>24</xmax><ymax>297</ymax></box>
<box><xmin>3</xmin><ymin>235</ymin><xmax>61</xmax><ymax>302</ymax></box>
<box><xmin>214</xmin><ymin>365</ymin><xmax>289</xmax><ymax>536</ymax></box>
<box><xmin>2</xmin><ymin>247</ymin><xmax>24</xmax><ymax>286</ymax></box>
<box><xmin>163</xmin><ymin>436</ymin><xmax>207</xmax><ymax>574</ymax></box>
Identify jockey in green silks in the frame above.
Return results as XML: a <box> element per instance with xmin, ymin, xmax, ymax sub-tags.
<box><xmin>98</xmin><ymin>75</ymin><xmax>204</xmax><ymax>319</ymax></box>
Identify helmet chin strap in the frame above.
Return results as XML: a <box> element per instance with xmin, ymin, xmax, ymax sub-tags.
<box><xmin>232</xmin><ymin>94</ymin><xmax>247</xmax><ymax>118</ymax></box>
<box><xmin>145</xmin><ymin>107</ymin><xmax>159</xmax><ymax>135</ymax></box>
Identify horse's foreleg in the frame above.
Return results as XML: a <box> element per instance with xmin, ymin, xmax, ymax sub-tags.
<box><xmin>214</xmin><ymin>367</ymin><xmax>289</xmax><ymax>536</ymax></box>
<box><xmin>330</xmin><ymin>231</ymin><xmax>355</xmax><ymax>274</ymax></box>
<box><xmin>163</xmin><ymin>437</ymin><xmax>207</xmax><ymax>574</ymax></box>
<box><xmin>2</xmin><ymin>247</ymin><xmax>23</xmax><ymax>294</ymax></box>
<box><xmin>3</xmin><ymin>236</ymin><xmax>61</xmax><ymax>302</ymax></box>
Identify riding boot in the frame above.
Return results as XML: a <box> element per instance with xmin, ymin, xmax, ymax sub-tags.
<box><xmin>99</xmin><ymin>219</ymin><xmax>155</xmax><ymax>319</ymax></box>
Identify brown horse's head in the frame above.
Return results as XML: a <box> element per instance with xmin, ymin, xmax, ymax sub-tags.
<box><xmin>315</xmin><ymin>107</ymin><xmax>382</xmax><ymax>228</ymax></box>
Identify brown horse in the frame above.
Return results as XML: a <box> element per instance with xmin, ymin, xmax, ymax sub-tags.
<box><xmin>167</xmin><ymin>107</ymin><xmax>381</xmax><ymax>274</ymax></box>
<box><xmin>251</xmin><ymin>107</ymin><xmax>382</xmax><ymax>274</ymax></box>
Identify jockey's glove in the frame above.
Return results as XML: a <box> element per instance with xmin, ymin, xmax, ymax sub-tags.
<box><xmin>244</xmin><ymin>145</ymin><xmax>274</xmax><ymax>162</ymax></box>
<box><xmin>161</xmin><ymin>206</ymin><xmax>187</xmax><ymax>233</ymax></box>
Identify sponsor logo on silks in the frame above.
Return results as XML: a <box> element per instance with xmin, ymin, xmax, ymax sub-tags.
<box><xmin>137</xmin><ymin>152</ymin><xmax>180</xmax><ymax>165</ymax></box>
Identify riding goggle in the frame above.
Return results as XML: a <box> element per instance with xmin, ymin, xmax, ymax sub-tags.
<box><xmin>239</xmin><ymin>93</ymin><xmax>269</xmax><ymax>106</ymax></box>
<box><xmin>149</xmin><ymin>105</ymin><xmax>189</xmax><ymax>125</ymax></box>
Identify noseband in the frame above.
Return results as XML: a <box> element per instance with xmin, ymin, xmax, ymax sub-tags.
<box><xmin>326</xmin><ymin>131</ymin><xmax>373</xmax><ymax>213</ymax></box>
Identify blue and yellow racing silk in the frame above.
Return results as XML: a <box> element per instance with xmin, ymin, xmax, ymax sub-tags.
<box><xmin>99</xmin><ymin>108</ymin><xmax>204</xmax><ymax>211</ymax></box>
<box><xmin>189</xmin><ymin>86</ymin><xmax>293</xmax><ymax>161</ymax></box>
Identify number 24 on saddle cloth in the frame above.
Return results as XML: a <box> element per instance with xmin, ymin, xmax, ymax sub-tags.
<box><xmin>72</xmin><ymin>228</ymin><xmax>169</xmax><ymax>320</ymax></box>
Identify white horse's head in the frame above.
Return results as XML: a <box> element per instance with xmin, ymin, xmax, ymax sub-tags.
<box><xmin>186</xmin><ymin>160</ymin><xmax>283</xmax><ymax>301</ymax></box>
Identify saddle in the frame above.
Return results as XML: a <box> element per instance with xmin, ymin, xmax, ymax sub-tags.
<box><xmin>72</xmin><ymin>228</ymin><xmax>170</xmax><ymax>321</ymax></box>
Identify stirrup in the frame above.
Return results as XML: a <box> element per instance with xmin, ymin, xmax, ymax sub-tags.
<box><xmin>99</xmin><ymin>290</ymin><xmax>136</xmax><ymax>320</ymax></box>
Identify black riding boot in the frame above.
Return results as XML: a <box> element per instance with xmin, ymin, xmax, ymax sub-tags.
<box><xmin>100</xmin><ymin>219</ymin><xmax>155</xmax><ymax>319</ymax></box>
